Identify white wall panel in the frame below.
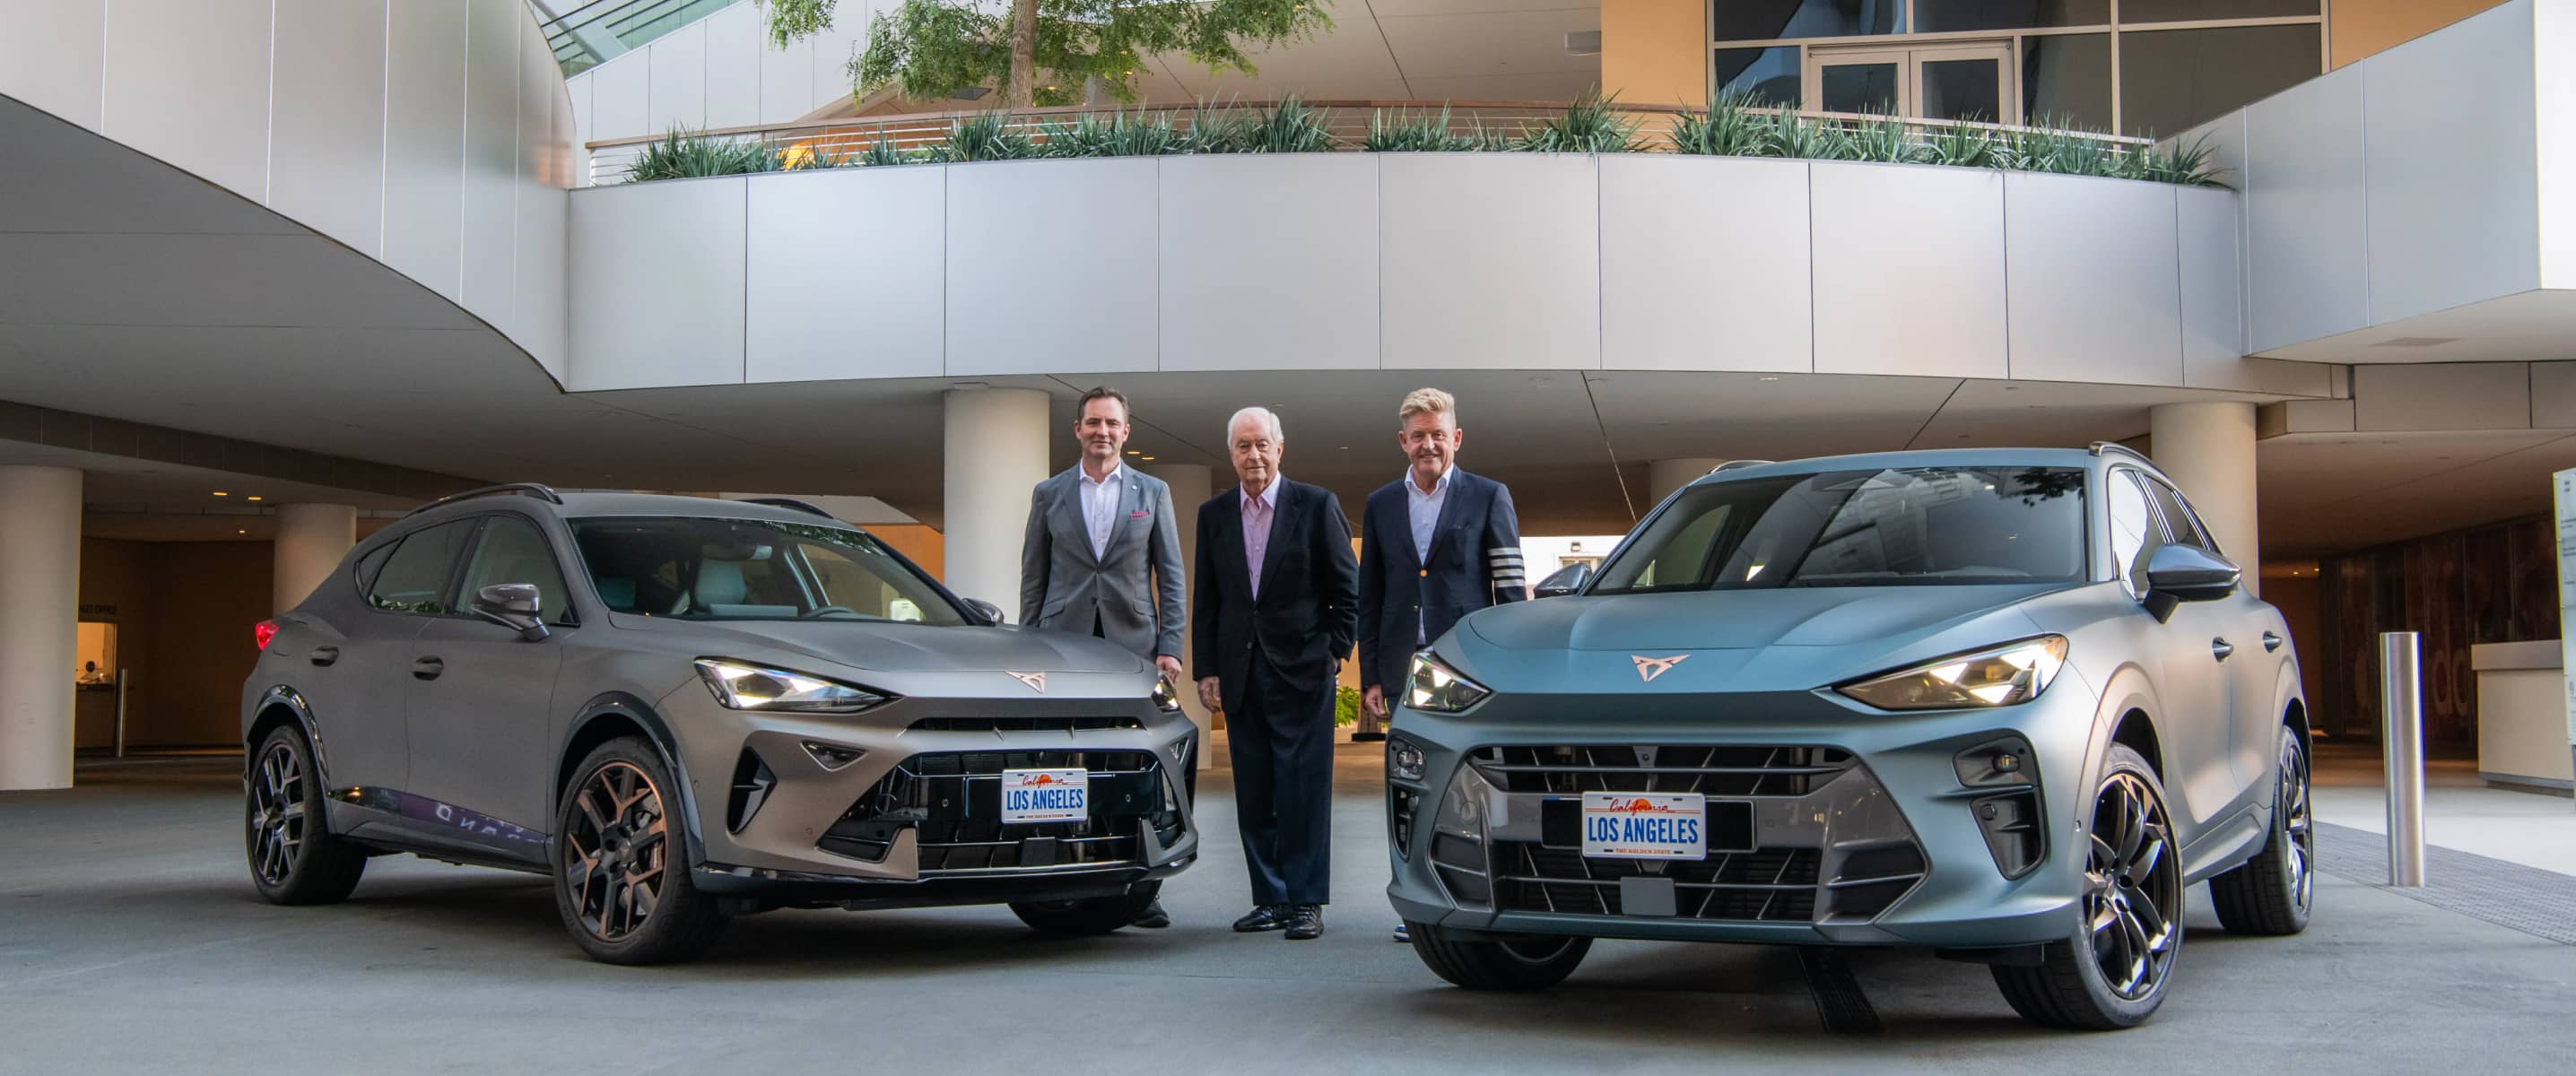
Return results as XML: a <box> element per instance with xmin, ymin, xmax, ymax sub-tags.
<box><xmin>745</xmin><ymin>167</ymin><xmax>944</xmax><ymax>382</ymax></box>
<box><xmin>100</xmin><ymin>0</ymin><xmax>270</xmax><ymax>195</ymax></box>
<box><xmin>2363</xmin><ymin>1</ymin><xmax>2541</xmax><ymax>325</ymax></box>
<box><xmin>759</xmin><ymin>31</ymin><xmax>818</xmax><ymax>123</ymax></box>
<box><xmin>2353</xmin><ymin>363</ymin><xmax>2532</xmax><ymax>431</ymax></box>
<box><xmin>0</xmin><ymin>0</ymin><xmax>106</xmax><ymax>130</ymax></box>
<box><xmin>2531</xmin><ymin>361</ymin><xmax>2576</xmax><ymax>428</ymax></box>
<box><xmin>269</xmin><ymin>0</ymin><xmax>389</xmax><ymax>257</ymax></box>
<box><xmin>2538</xmin><ymin>0</ymin><xmax>2576</xmax><ymax>288</ymax></box>
<box><xmin>1809</xmin><ymin>162</ymin><xmax>2006</xmax><ymax>379</ymax></box>
<box><xmin>569</xmin><ymin>178</ymin><xmax>748</xmax><ymax>390</ymax></box>
<box><xmin>945</xmin><ymin>159</ymin><xmax>1158</xmax><ymax>376</ymax></box>
<box><xmin>1380</xmin><ymin>154</ymin><xmax>1598</xmax><ymax>370</ymax></box>
<box><xmin>514</xmin><ymin>23</ymin><xmax>570</xmax><ymax>380</ymax></box>
<box><xmin>569</xmin><ymin>70</ymin><xmax>595</xmax><ymax>149</ymax></box>
<box><xmin>646</xmin><ymin>21</ymin><xmax>707</xmax><ymax>134</ymax></box>
<box><xmin>588</xmin><ymin>51</ymin><xmax>650</xmax><ymax>142</ymax></box>
<box><xmin>2006</xmin><ymin>173</ymin><xmax>2180</xmax><ymax>386</ymax></box>
<box><xmin>382</xmin><ymin>0</ymin><xmax>469</xmax><ymax>302</ymax></box>
<box><xmin>2179</xmin><ymin>186</ymin><xmax>2257</xmax><ymax>389</ymax></box>
<box><xmin>2244</xmin><ymin>65</ymin><xmax>2367</xmax><ymax>353</ymax></box>
<box><xmin>806</xmin><ymin>6</ymin><xmax>868</xmax><ymax>110</ymax></box>
<box><xmin>1599</xmin><ymin>155</ymin><xmax>1809</xmax><ymax>373</ymax></box>
<box><xmin>703</xmin><ymin>2</ymin><xmax>762</xmax><ymax>130</ymax></box>
<box><xmin>1158</xmin><ymin>154</ymin><xmax>1377</xmax><ymax>372</ymax></box>
<box><xmin>460</xmin><ymin>0</ymin><xmax>523</xmax><ymax>333</ymax></box>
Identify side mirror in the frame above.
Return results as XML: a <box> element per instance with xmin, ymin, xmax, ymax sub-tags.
<box><xmin>472</xmin><ymin>583</ymin><xmax>550</xmax><ymax>642</ymax></box>
<box><xmin>2141</xmin><ymin>544</ymin><xmax>2239</xmax><ymax>621</ymax></box>
<box><xmin>962</xmin><ymin>597</ymin><xmax>1006</xmax><ymax>625</ymax></box>
<box><xmin>1533</xmin><ymin>562</ymin><xmax>1593</xmax><ymax>598</ymax></box>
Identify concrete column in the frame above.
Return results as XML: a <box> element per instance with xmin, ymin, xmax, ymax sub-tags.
<box><xmin>0</xmin><ymin>466</ymin><xmax>82</xmax><ymax>790</ymax></box>
<box><xmin>942</xmin><ymin>387</ymin><xmax>1053</xmax><ymax>614</ymax></box>
<box><xmin>1649</xmin><ymin>458</ymin><xmax>1726</xmax><ymax>502</ymax></box>
<box><xmin>2151</xmin><ymin>402</ymin><xmax>2260</xmax><ymax>597</ymax></box>
<box><xmin>273</xmin><ymin>504</ymin><xmax>358</xmax><ymax>614</ymax></box>
<box><xmin>1144</xmin><ymin>464</ymin><xmax>1214</xmax><ymax>770</ymax></box>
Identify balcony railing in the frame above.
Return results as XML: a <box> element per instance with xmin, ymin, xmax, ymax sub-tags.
<box><xmin>544</xmin><ymin>0</ymin><xmax>742</xmax><ymax>76</ymax></box>
<box><xmin>581</xmin><ymin>100</ymin><xmax>2163</xmax><ymax>187</ymax></box>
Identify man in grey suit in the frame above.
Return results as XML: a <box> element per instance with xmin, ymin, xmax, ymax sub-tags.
<box><xmin>1020</xmin><ymin>386</ymin><xmax>1188</xmax><ymax>929</ymax></box>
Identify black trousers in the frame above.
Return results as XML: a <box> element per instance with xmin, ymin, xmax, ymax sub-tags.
<box><xmin>1226</xmin><ymin>652</ymin><xmax>1336</xmax><ymax>907</ymax></box>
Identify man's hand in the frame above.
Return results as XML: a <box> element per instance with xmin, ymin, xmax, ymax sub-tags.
<box><xmin>1155</xmin><ymin>655</ymin><xmax>1183</xmax><ymax>685</ymax></box>
<box><xmin>1362</xmin><ymin>684</ymin><xmax>1388</xmax><ymax>720</ymax></box>
<box><xmin>1197</xmin><ymin>676</ymin><xmax>1223</xmax><ymax>712</ymax></box>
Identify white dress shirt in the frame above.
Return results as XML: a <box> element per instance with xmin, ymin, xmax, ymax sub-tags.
<box><xmin>1078</xmin><ymin>463</ymin><xmax>1126</xmax><ymax>561</ymax></box>
<box><xmin>1405</xmin><ymin>465</ymin><xmax>1453</xmax><ymax>643</ymax></box>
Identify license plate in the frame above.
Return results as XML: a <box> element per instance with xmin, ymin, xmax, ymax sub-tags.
<box><xmin>1000</xmin><ymin>768</ymin><xmax>1088</xmax><ymax>823</ymax></box>
<box><xmin>1581</xmin><ymin>792</ymin><xmax>1706</xmax><ymax>860</ymax></box>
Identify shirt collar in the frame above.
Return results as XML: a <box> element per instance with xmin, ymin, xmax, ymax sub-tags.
<box><xmin>1243</xmin><ymin>476</ymin><xmax>1284</xmax><ymax>510</ymax></box>
<box><xmin>1079</xmin><ymin>462</ymin><xmax>1125</xmax><ymax>488</ymax></box>
<box><xmin>1405</xmin><ymin>465</ymin><xmax>1455</xmax><ymax>497</ymax></box>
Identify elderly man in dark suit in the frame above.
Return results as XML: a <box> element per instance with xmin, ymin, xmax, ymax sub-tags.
<box><xmin>1021</xmin><ymin>386</ymin><xmax>1187</xmax><ymax>928</ymax></box>
<box><xmin>1356</xmin><ymin>386</ymin><xmax>1527</xmax><ymax>941</ymax></box>
<box><xmin>1193</xmin><ymin>405</ymin><xmax>1358</xmax><ymax>941</ymax></box>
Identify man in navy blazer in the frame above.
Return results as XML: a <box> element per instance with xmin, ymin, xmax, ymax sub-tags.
<box><xmin>1193</xmin><ymin>405</ymin><xmax>1358</xmax><ymax>941</ymax></box>
<box><xmin>1356</xmin><ymin>388</ymin><xmax>1527</xmax><ymax>941</ymax></box>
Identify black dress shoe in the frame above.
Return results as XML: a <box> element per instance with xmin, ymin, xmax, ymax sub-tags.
<box><xmin>1284</xmin><ymin>904</ymin><xmax>1324</xmax><ymax>941</ymax></box>
<box><xmin>1131</xmin><ymin>898</ymin><xmax>1171</xmax><ymax>929</ymax></box>
<box><xmin>1232</xmin><ymin>905</ymin><xmax>1287</xmax><ymax>933</ymax></box>
<box><xmin>1351</xmin><ymin>731</ymin><xmax>1388</xmax><ymax>742</ymax></box>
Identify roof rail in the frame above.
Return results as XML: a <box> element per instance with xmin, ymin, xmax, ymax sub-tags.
<box><xmin>2088</xmin><ymin>441</ymin><xmax>2154</xmax><ymax>466</ymax></box>
<box><xmin>405</xmin><ymin>482</ymin><xmax>564</xmax><ymax>517</ymax></box>
<box><xmin>1712</xmin><ymin>460</ymin><xmax>1776</xmax><ymax>473</ymax></box>
<box><xmin>738</xmin><ymin>497</ymin><xmax>839</xmax><ymax>520</ymax></box>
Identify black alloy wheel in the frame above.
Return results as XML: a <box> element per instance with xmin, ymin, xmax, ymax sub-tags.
<box><xmin>244</xmin><ymin>725</ymin><xmax>366</xmax><ymax>905</ymax></box>
<box><xmin>553</xmin><ymin>739</ymin><xmax>727</xmax><ymax>964</ymax></box>
<box><xmin>1993</xmin><ymin>743</ymin><xmax>2181</xmax><ymax>1029</ymax></box>
<box><xmin>1406</xmin><ymin>922</ymin><xmax>1592</xmax><ymax>991</ymax></box>
<box><xmin>1009</xmin><ymin>881</ymin><xmax>1162</xmax><ymax>935</ymax></box>
<box><xmin>2211</xmin><ymin>726</ymin><xmax>2315</xmax><ymax>935</ymax></box>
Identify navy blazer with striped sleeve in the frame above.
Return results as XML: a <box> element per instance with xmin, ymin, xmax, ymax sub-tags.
<box><xmin>1355</xmin><ymin>468</ymin><xmax>1527</xmax><ymax>694</ymax></box>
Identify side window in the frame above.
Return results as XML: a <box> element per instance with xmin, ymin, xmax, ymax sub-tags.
<box><xmin>366</xmin><ymin>519</ymin><xmax>476</xmax><ymax>615</ymax></box>
<box><xmin>2105</xmin><ymin>471</ymin><xmax>2165</xmax><ymax>599</ymax></box>
<box><xmin>456</xmin><ymin>515</ymin><xmax>576</xmax><ymax>625</ymax></box>
<box><xmin>350</xmin><ymin>541</ymin><xmax>397</xmax><ymax>598</ymax></box>
<box><xmin>2144</xmin><ymin>480</ymin><xmax>2214</xmax><ymax>553</ymax></box>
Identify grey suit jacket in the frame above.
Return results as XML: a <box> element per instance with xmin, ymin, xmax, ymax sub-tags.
<box><xmin>1018</xmin><ymin>464</ymin><xmax>1187</xmax><ymax>660</ymax></box>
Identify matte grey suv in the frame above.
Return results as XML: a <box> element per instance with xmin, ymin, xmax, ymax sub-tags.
<box><xmin>1386</xmin><ymin>446</ymin><xmax>2311</xmax><ymax>1028</ymax></box>
<box><xmin>242</xmin><ymin>485</ymin><xmax>1197</xmax><ymax>964</ymax></box>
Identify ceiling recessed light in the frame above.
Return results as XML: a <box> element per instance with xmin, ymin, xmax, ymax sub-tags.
<box><xmin>1758</xmin><ymin>376</ymin><xmax>1780</xmax><ymax>382</ymax></box>
<box><xmin>1126</xmin><ymin>449</ymin><xmax>1141</xmax><ymax>455</ymax></box>
<box><xmin>212</xmin><ymin>491</ymin><xmax>229</xmax><ymax>497</ymax></box>
<box><xmin>1140</xmin><ymin>456</ymin><xmax>1156</xmax><ymax>461</ymax></box>
<box><xmin>237</xmin><ymin>529</ymin><xmax>246</xmax><ymax>534</ymax></box>
<box><xmin>246</xmin><ymin>495</ymin><xmax>263</xmax><ymax>501</ymax></box>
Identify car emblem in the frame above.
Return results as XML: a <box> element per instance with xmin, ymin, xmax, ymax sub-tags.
<box><xmin>1006</xmin><ymin>671</ymin><xmax>1047</xmax><ymax>692</ymax></box>
<box><xmin>1632</xmin><ymin>655</ymin><xmax>1688</xmax><ymax>683</ymax></box>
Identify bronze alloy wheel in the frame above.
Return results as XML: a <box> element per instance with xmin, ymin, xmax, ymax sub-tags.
<box><xmin>2278</xmin><ymin>735</ymin><xmax>2314</xmax><ymax>916</ymax></box>
<box><xmin>561</xmin><ymin>760</ymin><xmax>672</xmax><ymax>943</ymax></box>
<box><xmin>2084</xmin><ymin>769</ymin><xmax>2181</xmax><ymax>1002</ymax></box>
<box><xmin>248</xmin><ymin>740</ymin><xmax>310</xmax><ymax>886</ymax></box>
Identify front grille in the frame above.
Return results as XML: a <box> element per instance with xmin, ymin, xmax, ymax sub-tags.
<box><xmin>1468</xmin><ymin>745</ymin><xmax>1854</xmax><ymax>796</ymax></box>
<box><xmin>816</xmin><ymin>750</ymin><xmax>1182</xmax><ymax>875</ymax></box>
<box><xmin>908</xmin><ymin>716</ymin><xmax>1144</xmax><ymax>733</ymax></box>
<box><xmin>1490</xmin><ymin>840</ymin><xmax>1821</xmax><ymax>921</ymax></box>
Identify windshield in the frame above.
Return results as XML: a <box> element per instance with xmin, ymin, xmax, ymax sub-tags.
<box><xmin>569</xmin><ymin>516</ymin><xmax>969</xmax><ymax>624</ymax></box>
<box><xmin>1589</xmin><ymin>466</ymin><xmax>2087</xmax><ymax>594</ymax></box>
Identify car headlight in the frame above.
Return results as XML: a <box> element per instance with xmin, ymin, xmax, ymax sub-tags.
<box><xmin>694</xmin><ymin>658</ymin><xmax>889</xmax><ymax>714</ymax></box>
<box><xmin>1151</xmin><ymin>676</ymin><xmax>1183</xmax><ymax>713</ymax></box>
<box><xmin>1405</xmin><ymin>651</ymin><xmax>1491</xmax><ymax>714</ymax></box>
<box><xmin>1388</xmin><ymin>733</ymin><xmax>1428</xmax><ymax>782</ymax></box>
<box><xmin>1835</xmin><ymin>636</ymin><xmax>2068</xmax><ymax>711</ymax></box>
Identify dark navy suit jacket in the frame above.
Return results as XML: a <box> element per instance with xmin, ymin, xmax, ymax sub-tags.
<box><xmin>1356</xmin><ymin>469</ymin><xmax>1527</xmax><ymax>693</ymax></box>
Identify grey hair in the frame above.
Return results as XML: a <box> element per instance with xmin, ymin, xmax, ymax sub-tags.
<box><xmin>1225</xmin><ymin>406</ymin><xmax>1284</xmax><ymax>445</ymax></box>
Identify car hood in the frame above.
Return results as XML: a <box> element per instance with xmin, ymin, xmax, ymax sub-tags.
<box><xmin>610</xmin><ymin>615</ymin><xmax>1150</xmax><ymax>676</ymax></box>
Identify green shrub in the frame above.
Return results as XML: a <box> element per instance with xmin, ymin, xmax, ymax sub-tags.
<box><xmin>1669</xmin><ymin>89</ymin><xmax>1768</xmax><ymax>157</ymax></box>
<box><xmin>1922</xmin><ymin>121</ymin><xmax>2000</xmax><ymax>168</ymax></box>
<box><xmin>1191</xmin><ymin>96</ymin><xmax>1336</xmax><ymax>153</ymax></box>
<box><xmin>1187</xmin><ymin>100</ymin><xmax>1258</xmax><ymax>153</ymax></box>
<box><xmin>857</xmin><ymin>126</ymin><xmax>917</xmax><ymax>166</ymax></box>
<box><xmin>1517</xmin><ymin>89</ymin><xmax>1640</xmax><ymax>153</ymax></box>
<box><xmin>929</xmin><ymin>111</ymin><xmax>1037</xmax><ymax>162</ymax></box>
<box><xmin>1845</xmin><ymin>114</ymin><xmax>1920</xmax><ymax>164</ymax></box>
<box><xmin>1762</xmin><ymin>108</ymin><xmax>1850</xmax><ymax>160</ymax></box>
<box><xmin>624</xmin><ymin>127</ymin><xmax>782</xmax><ymax>181</ymax></box>
<box><xmin>1367</xmin><ymin>106</ymin><xmax>1457</xmax><ymax>152</ymax></box>
<box><xmin>1040</xmin><ymin>108</ymin><xmax>1188</xmax><ymax>158</ymax></box>
<box><xmin>1334</xmin><ymin>685</ymin><xmax>1360</xmax><ymax>727</ymax></box>
<box><xmin>2144</xmin><ymin>132</ymin><xmax>2225</xmax><ymax>187</ymax></box>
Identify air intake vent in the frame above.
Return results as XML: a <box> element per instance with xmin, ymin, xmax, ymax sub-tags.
<box><xmin>727</xmin><ymin>750</ymin><xmax>776</xmax><ymax>834</ymax></box>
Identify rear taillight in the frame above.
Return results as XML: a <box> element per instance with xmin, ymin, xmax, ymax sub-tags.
<box><xmin>254</xmin><ymin>620</ymin><xmax>279</xmax><ymax>650</ymax></box>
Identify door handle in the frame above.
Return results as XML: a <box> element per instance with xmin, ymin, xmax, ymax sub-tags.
<box><xmin>2211</xmin><ymin>638</ymin><xmax>2234</xmax><ymax>661</ymax></box>
<box><xmin>2262</xmin><ymin>631</ymin><xmax>2284</xmax><ymax>653</ymax></box>
<box><xmin>309</xmin><ymin>646</ymin><xmax>339</xmax><ymax>667</ymax></box>
<box><xmin>412</xmin><ymin>656</ymin><xmax>445</xmax><ymax>681</ymax></box>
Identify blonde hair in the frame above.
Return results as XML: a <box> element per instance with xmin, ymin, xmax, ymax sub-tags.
<box><xmin>1398</xmin><ymin>387</ymin><xmax>1457</xmax><ymax>426</ymax></box>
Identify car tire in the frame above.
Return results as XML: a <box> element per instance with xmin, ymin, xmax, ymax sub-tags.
<box><xmin>1008</xmin><ymin>881</ymin><xmax>1161</xmax><ymax>936</ymax></box>
<box><xmin>1405</xmin><ymin>921</ymin><xmax>1590</xmax><ymax>991</ymax></box>
<box><xmin>2209</xmin><ymin>725</ymin><xmax>2314</xmax><ymax>936</ymax></box>
<box><xmin>245</xmin><ymin>725</ymin><xmax>367</xmax><ymax>905</ymax></box>
<box><xmin>553</xmin><ymin>737</ymin><xmax>727</xmax><ymax>965</ymax></box>
<box><xmin>1991</xmin><ymin>743</ymin><xmax>2183</xmax><ymax>1030</ymax></box>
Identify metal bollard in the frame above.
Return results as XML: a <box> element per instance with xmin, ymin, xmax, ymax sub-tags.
<box><xmin>2379</xmin><ymin>633</ymin><xmax>2425</xmax><ymax>887</ymax></box>
<box><xmin>114</xmin><ymin>667</ymin><xmax>130</xmax><ymax>759</ymax></box>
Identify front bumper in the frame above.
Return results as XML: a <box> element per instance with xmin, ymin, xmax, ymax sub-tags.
<box><xmin>1385</xmin><ymin>685</ymin><xmax>2098</xmax><ymax>949</ymax></box>
<box><xmin>662</xmin><ymin>682</ymin><xmax>1200</xmax><ymax>908</ymax></box>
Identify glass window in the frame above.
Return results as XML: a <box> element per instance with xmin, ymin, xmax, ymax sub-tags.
<box><xmin>351</xmin><ymin>540</ymin><xmax>398</xmax><ymax>597</ymax></box>
<box><xmin>1820</xmin><ymin>61</ymin><xmax>1902</xmax><ymax>114</ymax></box>
<box><xmin>457</xmin><ymin>515</ymin><xmax>575</xmax><ymax>625</ymax></box>
<box><xmin>2143</xmin><ymin>480</ymin><xmax>2214</xmax><ymax>553</ymax></box>
<box><xmin>2021</xmin><ymin>33</ymin><xmax>2113</xmax><ymax>131</ymax></box>
<box><xmin>1715</xmin><ymin>46</ymin><xmax>1802</xmax><ymax>107</ymax></box>
<box><xmin>1590</xmin><ymin>466</ymin><xmax>2087</xmax><ymax>594</ymax></box>
<box><xmin>1913</xmin><ymin>0</ymin><xmax>2107</xmax><ymax>31</ymax></box>
<box><xmin>1714</xmin><ymin>0</ymin><xmax>1900</xmax><ymax>42</ymax></box>
<box><xmin>2106</xmin><ymin>471</ymin><xmax>2164</xmax><ymax>597</ymax></box>
<box><xmin>1921</xmin><ymin>56</ymin><xmax>2005</xmax><ymax>122</ymax></box>
<box><xmin>367</xmin><ymin>519</ymin><xmax>476</xmax><ymax>615</ymax></box>
<box><xmin>2116</xmin><ymin>0</ymin><xmax>2315</xmax><ymax>22</ymax></box>
<box><xmin>569</xmin><ymin>516</ymin><xmax>969</xmax><ymax>625</ymax></box>
<box><xmin>2119</xmin><ymin>22</ymin><xmax>2320</xmax><ymax>137</ymax></box>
